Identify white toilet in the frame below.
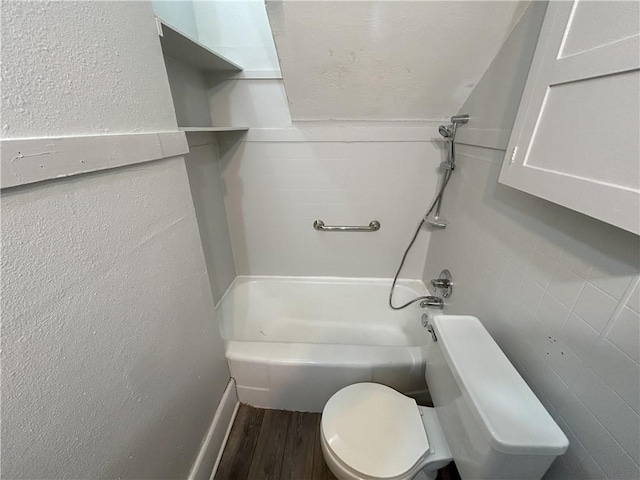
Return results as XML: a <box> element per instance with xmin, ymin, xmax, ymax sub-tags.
<box><xmin>320</xmin><ymin>315</ymin><xmax>569</xmax><ymax>480</ymax></box>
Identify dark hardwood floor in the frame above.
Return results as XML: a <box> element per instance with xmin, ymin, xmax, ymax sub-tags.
<box><xmin>215</xmin><ymin>405</ymin><xmax>461</xmax><ymax>480</ymax></box>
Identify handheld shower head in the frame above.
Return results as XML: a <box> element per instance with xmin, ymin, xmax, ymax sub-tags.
<box><xmin>439</xmin><ymin>114</ymin><xmax>469</xmax><ymax>139</ymax></box>
<box><xmin>438</xmin><ymin>125</ymin><xmax>453</xmax><ymax>138</ymax></box>
<box><xmin>438</xmin><ymin>123</ymin><xmax>457</xmax><ymax>170</ymax></box>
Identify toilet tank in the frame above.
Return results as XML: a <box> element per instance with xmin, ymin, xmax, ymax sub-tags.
<box><xmin>425</xmin><ymin>315</ymin><xmax>568</xmax><ymax>480</ymax></box>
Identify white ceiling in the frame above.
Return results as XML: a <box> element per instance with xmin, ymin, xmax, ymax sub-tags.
<box><xmin>266</xmin><ymin>0</ymin><xmax>531</xmax><ymax>121</ymax></box>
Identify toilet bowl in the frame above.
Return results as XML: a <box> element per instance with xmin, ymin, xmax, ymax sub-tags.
<box><xmin>321</xmin><ymin>315</ymin><xmax>569</xmax><ymax>480</ymax></box>
<box><xmin>321</xmin><ymin>383</ymin><xmax>452</xmax><ymax>480</ymax></box>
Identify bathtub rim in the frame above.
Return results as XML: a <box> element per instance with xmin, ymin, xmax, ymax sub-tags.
<box><xmin>215</xmin><ymin>275</ymin><xmax>431</xmax><ymax>346</ymax></box>
<box><xmin>215</xmin><ymin>274</ymin><xmax>430</xmax><ymax>311</ymax></box>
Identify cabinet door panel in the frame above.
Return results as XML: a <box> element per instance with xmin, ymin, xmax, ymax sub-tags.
<box><xmin>526</xmin><ymin>70</ymin><xmax>639</xmax><ymax>188</ymax></box>
<box><xmin>500</xmin><ymin>0</ymin><xmax>640</xmax><ymax>234</ymax></box>
<box><xmin>559</xmin><ymin>0</ymin><xmax>639</xmax><ymax>57</ymax></box>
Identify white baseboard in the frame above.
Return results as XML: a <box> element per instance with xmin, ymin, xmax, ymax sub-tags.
<box><xmin>188</xmin><ymin>378</ymin><xmax>239</xmax><ymax>480</ymax></box>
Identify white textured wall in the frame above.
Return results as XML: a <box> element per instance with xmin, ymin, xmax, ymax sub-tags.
<box><xmin>422</xmin><ymin>3</ymin><xmax>640</xmax><ymax>479</ymax></box>
<box><xmin>220</xmin><ymin>130</ymin><xmax>442</xmax><ymax>278</ymax></box>
<box><xmin>267</xmin><ymin>0</ymin><xmax>530</xmax><ymax>121</ymax></box>
<box><xmin>2</xmin><ymin>161</ymin><xmax>230</xmax><ymax>479</ymax></box>
<box><xmin>1</xmin><ymin>1</ymin><xmax>230</xmax><ymax>478</ymax></box>
<box><xmin>1</xmin><ymin>1</ymin><xmax>177</xmax><ymax>138</ymax></box>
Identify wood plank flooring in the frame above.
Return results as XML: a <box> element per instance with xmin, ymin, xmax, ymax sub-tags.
<box><xmin>215</xmin><ymin>405</ymin><xmax>461</xmax><ymax>480</ymax></box>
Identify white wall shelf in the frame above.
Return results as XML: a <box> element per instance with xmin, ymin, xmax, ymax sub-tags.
<box><xmin>157</xmin><ymin>20</ymin><xmax>249</xmax><ymax>135</ymax></box>
<box><xmin>181</xmin><ymin>128</ymin><xmax>248</xmax><ymax>149</ymax></box>
<box><xmin>179</xmin><ymin>127</ymin><xmax>249</xmax><ymax>133</ymax></box>
<box><xmin>157</xmin><ymin>19</ymin><xmax>243</xmax><ymax>73</ymax></box>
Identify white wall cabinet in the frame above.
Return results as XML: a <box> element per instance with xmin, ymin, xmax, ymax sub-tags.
<box><xmin>500</xmin><ymin>0</ymin><xmax>640</xmax><ymax>234</ymax></box>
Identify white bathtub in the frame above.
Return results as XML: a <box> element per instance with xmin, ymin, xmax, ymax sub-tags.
<box><xmin>218</xmin><ymin>276</ymin><xmax>432</xmax><ymax>412</ymax></box>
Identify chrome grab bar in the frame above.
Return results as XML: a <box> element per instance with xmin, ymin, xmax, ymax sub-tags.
<box><xmin>313</xmin><ymin>219</ymin><xmax>381</xmax><ymax>232</ymax></box>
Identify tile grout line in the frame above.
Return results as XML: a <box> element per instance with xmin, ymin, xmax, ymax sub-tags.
<box><xmin>598</xmin><ymin>274</ymin><xmax>640</xmax><ymax>342</ymax></box>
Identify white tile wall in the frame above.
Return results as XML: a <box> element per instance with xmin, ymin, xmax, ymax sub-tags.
<box><xmin>422</xmin><ymin>145</ymin><xmax>640</xmax><ymax>479</ymax></box>
<box><xmin>573</xmin><ymin>283</ymin><xmax>618</xmax><ymax>333</ymax></box>
<box><xmin>219</xmin><ymin>137</ymin><xmax>442</xmax><ymax>278</ymax></box>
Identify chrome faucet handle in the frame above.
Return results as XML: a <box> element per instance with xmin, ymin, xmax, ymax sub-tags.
<box><xmin>430</xmin><ymin>269</ymin><xmax>453</xmax><ymax>298</ymax></box>
<box><xmin>430</xmin><ymin>278</ymin><xmax>451</xmax><ymax>289</ymax></box>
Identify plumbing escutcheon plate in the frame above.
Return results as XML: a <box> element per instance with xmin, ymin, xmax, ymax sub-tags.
<box><xmin>439</xmin><ymin>269</ymin><xmax>453</xmax><ymax>298</ymax></box>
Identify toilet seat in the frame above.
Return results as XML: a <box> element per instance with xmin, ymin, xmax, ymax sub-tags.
<box><xmin>321</xmin><ymin>383</ymin><xmax>431</xmax><ymax>479</ymax></box>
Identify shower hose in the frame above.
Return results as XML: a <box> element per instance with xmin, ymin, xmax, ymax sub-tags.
<box><xmin>388</xmin><ymin>154</ymin><xmax>454</xmax><ymax>310</ymax></box>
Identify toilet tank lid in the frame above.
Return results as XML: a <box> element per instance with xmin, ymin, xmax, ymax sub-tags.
<box><xmin>431</xmin><ymin>315</ymin><xmax>569</xmax><ymax>456</ymax></box>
